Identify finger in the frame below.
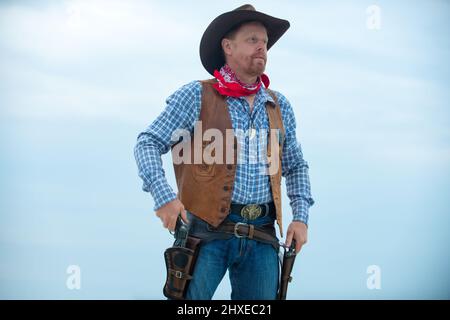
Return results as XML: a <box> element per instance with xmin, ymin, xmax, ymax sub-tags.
<box><xmin>168</xmin><ymin>217</ymin><xmax>177</xmax><ymax>232</ymax></box>
<box><xmin>295</xmin><ymin>241</ymin><xmax>303</xmax><ymax>254</ymax></box>
<box><xmin>180</xmin><ymin>209</ymin><xmax>189</xmax><ymax>224</ymax></box>
<box><xmin>285</xmin><ymin>229</ymin><xmax>294</xmax><ymax>248</ymax></box>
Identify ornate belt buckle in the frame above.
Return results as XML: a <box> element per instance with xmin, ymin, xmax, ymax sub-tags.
<box><xmin>240</xmin><ymin>204</ymin><xmax>262</xmax><ymax>220</ymax></box>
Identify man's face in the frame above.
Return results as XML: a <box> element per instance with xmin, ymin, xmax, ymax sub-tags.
<box><xmin>222</xmin><ymin>22</ymin><xmax>268</xmax><ymax>77</ymax></box>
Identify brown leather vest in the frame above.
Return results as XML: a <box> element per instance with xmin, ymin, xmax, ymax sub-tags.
<box><xmin>171</xmin><ymin>79</ymin><xmax>286</xmax><ymax>236</ymax></box>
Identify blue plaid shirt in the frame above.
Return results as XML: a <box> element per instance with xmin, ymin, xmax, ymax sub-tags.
<box><xmin>134</xmin><ymin>81</ymin><xmax>314</xmax><ymax>225</ymax></box>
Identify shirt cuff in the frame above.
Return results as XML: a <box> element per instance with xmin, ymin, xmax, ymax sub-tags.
<box><xmin>149</xmin><ymin>178</ymin><xmax>178</xmax><ymax>211</ymax></box>
<box><xmin>291</xmin><ymin>199</ymin><xmax>311</xmax><ymax>226</ymax></box>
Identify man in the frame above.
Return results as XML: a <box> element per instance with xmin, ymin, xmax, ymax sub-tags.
<box><xmin>134</xmin><ymin>4</ymin><xmax>314</xmax><ymax>300</ymax></box>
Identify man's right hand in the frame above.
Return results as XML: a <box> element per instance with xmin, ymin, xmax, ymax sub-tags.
<box><xmin>155</xmin><ymin>198</ymin><xmax>189</xmax><ymax>232</ymax></box>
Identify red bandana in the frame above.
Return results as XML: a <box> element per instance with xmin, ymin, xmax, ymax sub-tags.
<box><xmin>213</xmin><ymin>64</ymin><xmax>270</xmax><ymax>97</ymax></box>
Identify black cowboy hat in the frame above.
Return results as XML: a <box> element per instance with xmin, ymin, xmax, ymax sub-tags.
<box><xmin>199</xmin><ymin>4</ymin><xmax>290</xmax><ymax>76</ymax></box>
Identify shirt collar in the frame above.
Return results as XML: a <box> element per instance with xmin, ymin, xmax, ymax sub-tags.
<box><xmin>258</xmin><ymin>86</ymin><xmax>276</xmax><ymax>106</ymax></box>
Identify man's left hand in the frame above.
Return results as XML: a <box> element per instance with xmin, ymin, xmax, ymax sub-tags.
<box><xmin>285</xmin><ymin>221</ymin><xmax>308</xmax><ymax>254</ymax></box>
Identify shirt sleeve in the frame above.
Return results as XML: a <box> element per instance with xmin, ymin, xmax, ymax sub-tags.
<box><xmin>275</xmin><ymin>92</ymin><xmax>315</xmax><ymax>226</ymax></box>
<box><xmin>133</xmin><ymin>80</ymin><xmax>201</xmax><ymax>211</ymax></box>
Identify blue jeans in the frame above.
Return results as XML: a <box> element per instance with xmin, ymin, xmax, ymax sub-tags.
<box><xmin>185</xmin><ymin>210</ymin><xmax>279</xmax><ymax>300</ymax></box>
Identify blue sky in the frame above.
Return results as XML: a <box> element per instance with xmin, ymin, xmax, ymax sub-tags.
<box><xmin>0</xmin><ymin>0</ymin><xmax>449</xmax><ymax>299</ymax></box>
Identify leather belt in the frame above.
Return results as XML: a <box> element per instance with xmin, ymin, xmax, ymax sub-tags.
<box><xmin>230</xmin><ymin>202</ymin><xmax>275</xmax><ymax>220</ymax></box>
<box><xmin>187</xmin><ymin>212</ymin><xmax>280</xmax><ymax>250</ymax></box>
<box><xmin>212</xmin><ymin>221</ymin><xmax>279</xmax><ymax>248</ymax></box>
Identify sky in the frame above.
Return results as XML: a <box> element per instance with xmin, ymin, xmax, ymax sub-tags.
<box><xmin>0</xmin><ymin>0</ymin><xmax>449</xmax><ymax>299</ymax></box>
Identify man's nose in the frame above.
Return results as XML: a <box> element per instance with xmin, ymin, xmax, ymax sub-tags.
<box><xmin>256</xmin><ymin>40</ymin><xmax>267</xmax><ymax>52</ymax></box>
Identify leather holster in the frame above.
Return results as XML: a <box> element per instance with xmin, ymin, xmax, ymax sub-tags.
<box><xmin>277</xmin><ymin>240</ymin><xmax>297</xmax><ymax>300</ymax></box>
<box><xmin>163</xmin><ymin>236</ymin><xmax>202</xmax><ymax>300</ymax></box>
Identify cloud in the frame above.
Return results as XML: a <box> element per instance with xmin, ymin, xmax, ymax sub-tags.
<box><xmin>0</xmin><ymin>0</ymin><xmax>205</xmax><ymax>121</ymax></box>
<box><xmin>0</xmin><ymin>0</ymin><xmax>197</xmax><ymax>63</ymax></box>
<box><xmin>1</xmin><ymin>0</ymin><xmax>449</xmax><ymax>159</ymax></box>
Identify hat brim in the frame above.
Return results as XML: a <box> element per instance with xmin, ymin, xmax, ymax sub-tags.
<box><xmin>200</xmin><ymin>10</ymin><xmax>290</xmax><ymax>76</ymax></box>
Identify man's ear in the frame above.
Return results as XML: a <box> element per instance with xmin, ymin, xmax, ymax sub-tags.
<box><xmin>221</xmin><ymin>38</ymin><xmax>232</xmax><ymax>56</ymax></box>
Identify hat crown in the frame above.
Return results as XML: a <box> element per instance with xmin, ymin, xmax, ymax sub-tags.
<box><xmin>234</xmin><ymin>4</ymin><xmax>256</xmax><ymax>12</ymax></box>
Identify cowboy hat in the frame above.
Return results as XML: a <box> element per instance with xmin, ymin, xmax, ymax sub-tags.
<box><xmin>199</xmin><ymin>4</ymin><xmax>290</xmax><ymax>76</ymax></box>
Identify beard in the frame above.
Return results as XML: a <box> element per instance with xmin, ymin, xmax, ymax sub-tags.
<box><xmin>248</xmin><ymin>57</ymin><xmax>266</xmax><ymax>76</ymax></box>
